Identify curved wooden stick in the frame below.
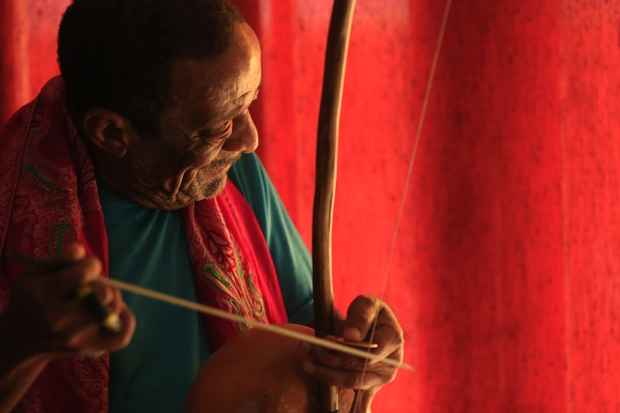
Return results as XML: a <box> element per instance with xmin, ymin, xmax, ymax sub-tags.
<box><xmin>312</xmin><ymin>1</ymin><xmax>357</xmax><ymax>412</ymax></box>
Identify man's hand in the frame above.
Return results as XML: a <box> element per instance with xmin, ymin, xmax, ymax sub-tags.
<box><xmin>304</xmin><ymin>295</ymin><xmax>404</xmax><ymax>412</ymax></box>
<box><xmin>0</xmin><ymin>242</ymin><xmax>136</xmax><ymax>412</ymax></box>
<box><xmin>2</xmin><ymin>242</ymin><xmax>135</xmax><ymax>362</ymax></box>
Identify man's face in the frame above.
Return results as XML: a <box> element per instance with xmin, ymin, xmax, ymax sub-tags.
<box><xmin>124</xmin><ymin>22</ymin><xmax>261</xmax><ymax>210</ymax></box>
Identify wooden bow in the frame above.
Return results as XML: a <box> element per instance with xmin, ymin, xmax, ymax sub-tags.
<box><xmin>312</xmin><ymin>1</ymin><xmax>357</xmax><ymax>412</ymax></box>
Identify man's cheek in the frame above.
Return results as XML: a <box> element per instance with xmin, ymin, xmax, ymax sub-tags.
<box><xmin>185</xmin><ymin>147</ymin><xmax>221</xmax><ymax>169</ymax></box>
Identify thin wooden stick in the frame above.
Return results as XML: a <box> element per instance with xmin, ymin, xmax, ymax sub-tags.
<box><xmin>99</xmin><ymin>277</ymin><xmax>413</xmax><ymax>372</ymax></box>
<box><xmin>313</xmin><ymin>1</ymin><xmax>358</xmax><ymax>410</ymax></box>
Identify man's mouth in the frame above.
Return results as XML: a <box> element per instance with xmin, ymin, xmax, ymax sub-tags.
<box><xmin>160</xmin><ymin>155</ymin><xmax>240</xmax><ymax>200</ymax></box>
<box><xmin>208</xmin><ymin>155</ymin><xmax>240</xmax><ymax>171</ymax></box>
<box><xmin>180</xmin><ymin>159</ymin><xmax>237</xmax><ymax>194</ymax></box>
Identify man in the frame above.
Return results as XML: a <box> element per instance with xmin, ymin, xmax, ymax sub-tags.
<box><xmin>0</xmin><ymin>1</ymin><xmax>404</xmax><ymax>412</ymax></box>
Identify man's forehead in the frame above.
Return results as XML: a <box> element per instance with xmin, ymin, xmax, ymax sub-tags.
<box><xmin>167</xmin><ymin>58</ymin><xmax>261</xmax><ymax>124</ymax></box>
<box><xmin>163</xmin><ymin>32</ymin><xmax>261</xmax><ymax>128</ymax></box>
<box><xmin>167</xmin><ymin>24</ymin><xmax>261</xmax><ymax>106</ymax></box>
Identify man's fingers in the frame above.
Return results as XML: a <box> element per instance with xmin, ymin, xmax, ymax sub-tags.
<box><xmin>303</xmin><ymin>361</ymin><xmax>387</xmax><ymax>390</ymax></box>
<box><xmin>371</xmin><ymin>313</ymin><xmax>404</xmax><ymax>361</ymax></box>
<box><xmin>91</xmin><ymin>281</ymin><xmax>116</xmax><ymax>307</ymax></box>
<box><xmin>344</xmin><ymin>296</ymin><xmax>404</xmax><ymax>358</ymax></box>
<box><xmin>91</xmin><ymin>307</ymin><xmax>136</xmax><ymax>352</ymax></box>
<box><xmin>48</xmin><ymin>304</ymin><xmax>98</xmax><ymax>333</ymax></box>
<box><xmin>61</xmin><ymin>243</ymin><xmax>86</xmax><ymax>261</ymax></box>
<box><xmin>52</xmin><ymin>281</ymin><xmax>117</xmax><ymax>326</ymax></box>
<box><xmin>312</xmin><ymin>348</ymin><xmax>368</xmax><ymax>372</ymax></box>
<box><xmin>343</xmin><ymin>295</ymin><xmax>382</xmax><ymax>342</ymax></box>
<box><xmin>57</xmin><ymin>321</ymin><xmax>102</xmax><ymax>350</ymax></box>
<box><xmin>311</xmin><ymin>343</ymin><xmax>401</xmax><ymax>381</ymax></box>
<box><xmin>13</xmin><ymin>243</ymin><xmax>99</xmax><ymax>302</ymax></box>
<box><xmin>4</xmin><ymin>243</ymin><xmax>134</xmax><ymax>359</ymax></box>
<box><xmin>15</xmin><ymin>242</ymin><xmax>86</xmax><ymax>273</ymax></box>
<box><xmin>107</xmin><ymin>287</ymin><xmax>124</xmax><ymax>314</ymax></box>
<box><xmin>53</xmin><ymin>305</ymin><xmax>135</xmax><ymax>353</ymax></box>
<box><xmin>339</xmin><ymin>295</ymin><xmax>404</xmax><ymax>393</ymax></box>
<box><xmin>48</xmin><ymin>284</ymin><xmax>115</xmax><ymax>330</ymax></box>
<box><xmin>44</xmin><ymin>257</ymin><xmax>103</xmax><ymax>299</ymax></box>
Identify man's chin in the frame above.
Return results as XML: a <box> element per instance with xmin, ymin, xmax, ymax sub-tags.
<box><xmin>129</xmin><ymin>175</ymin><xmax>229</xmax><ymax>211</ymax></box>
<box><xmin>192</xmin><ymin>174</ymin><xmax>228</xmax><ymax>200</ymax></box>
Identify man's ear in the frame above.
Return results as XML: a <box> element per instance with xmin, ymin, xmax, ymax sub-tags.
<box><xmin>82</xmin><ymin>109</ymin><xmax>133</xmax><ymax>158</ymax></box>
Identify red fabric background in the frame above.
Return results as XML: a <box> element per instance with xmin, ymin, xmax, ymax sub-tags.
<box><xmin>2</xmin><ymin>1</ymin><xmax>619</xmax><ymax>412</ymax></box>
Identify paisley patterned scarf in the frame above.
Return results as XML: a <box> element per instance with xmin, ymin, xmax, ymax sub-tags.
<box><xmin>0</xmin><ymin>77</ymin><xmax>288</xmax><ymax>413</ymax></box>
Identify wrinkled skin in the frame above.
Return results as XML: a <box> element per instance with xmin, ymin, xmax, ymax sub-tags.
<box><xmin>84</xmin><ymin>22</ymin><xmax>262</xmax><ymax>210</ymax></box>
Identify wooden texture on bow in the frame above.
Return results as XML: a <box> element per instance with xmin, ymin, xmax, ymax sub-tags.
<box><xmin>312</xmin><ymin>1</ymin><xmax>357</xmax><ymax>412</ymax></box>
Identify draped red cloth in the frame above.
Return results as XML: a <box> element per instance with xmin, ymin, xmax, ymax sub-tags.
<box><xmin>0</xmin><ymin>77</ymin><xmax>287</xmax><ymax>413</ymax></box>
<box><xmin>240</xmin><ymin>1</ymin><xmax>620</xmax><ymax>412</ymax></box>
<box><xmin>3</xmin><ymin>1</ymin><xmax>620</xmax><ymax>412</ymax></box>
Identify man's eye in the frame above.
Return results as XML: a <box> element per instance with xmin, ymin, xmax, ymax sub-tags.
<box><xmin>194</xmin><ymin>121</ymin><xmax>233</xmax><ymax>141</ymax></box>
<box><xmin>213</xmin><ymin>120</ymin><xmax>233</xmax><ymax>137</ymax></box>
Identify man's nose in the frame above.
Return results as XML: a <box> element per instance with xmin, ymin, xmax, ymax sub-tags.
<box><xmin>223</xmin><ymin>111</ymin><xmax>259</xmax><ymax>153</ymax></box>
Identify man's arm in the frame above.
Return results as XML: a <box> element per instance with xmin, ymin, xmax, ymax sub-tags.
<box><xmin>0</xmin><ymin>243</ymin><xmax>135</xmax><ymax>412</ymax></box>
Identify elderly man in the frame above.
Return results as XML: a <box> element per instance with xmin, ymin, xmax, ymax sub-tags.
<box><xmin>0</xmin><ymin>1</ymin><xmax>404</xmax><ymax>412</ymax></box>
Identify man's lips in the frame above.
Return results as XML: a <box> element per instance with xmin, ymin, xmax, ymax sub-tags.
<box><xmin>160</xmin><ymin>156</ymin><xmax>240</xmax><ymax>197</ymax></box>
<box><xmin>179</xmin><ymin>160</ymin><xmax>237</xmax><ymax>194</ymax></box>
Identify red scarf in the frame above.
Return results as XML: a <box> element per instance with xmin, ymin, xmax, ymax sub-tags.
<box><xmin>0</xmin><ymin>78</ymin><xmax>288</xmax><ymax>413</ymax></box>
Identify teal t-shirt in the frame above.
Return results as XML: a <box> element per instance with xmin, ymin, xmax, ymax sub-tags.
<box><xmin>103</xmin><ymin>153</ymin><xmax>312</xmax><ymax>413</ymax></box>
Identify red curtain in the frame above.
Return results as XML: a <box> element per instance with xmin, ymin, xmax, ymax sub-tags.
<box><xmin>0</xmin><ymin>0</ymin><xmax>70</xmax><ymax>124</ymax></box>
<box><xmin>2</xmin><ymin>1</ymin><xmax>619</xmax><ymax>412</ymax></box>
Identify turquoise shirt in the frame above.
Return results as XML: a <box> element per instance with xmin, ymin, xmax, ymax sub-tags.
<box><xmin>102</xmin><ymin>153</ymin><xmax>312</xmax><ymax>413</ymax></box>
